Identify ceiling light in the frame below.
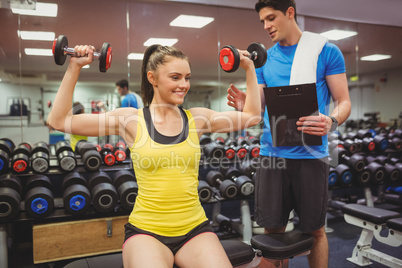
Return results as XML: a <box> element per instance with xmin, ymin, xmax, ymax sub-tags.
<box><xmin>18</xmin><ymin>31</ymin><xmax>55</xmax><ymax>41</ymax></box>
<box><xmin>320</xmin><ymin>29</ymin><xmax>357</xmax><ymax>40</ymax></box>
<box><xmin>12</xmin><ymin>2</ymin><xmax>58</xmax><ymax>17</ymax></box>
<box><xmin>128</xmin><ymin>53</ymin><xmax>144</xmax><ymax>60</ymax></box>
<box><xmin>24</xmin><ymin>48</ymin><xmax>53</xmax><ymax>56</ymax></box>
<box><xmin>360</xmin><ymin>54</ymin><xmax>391</xmax><ymax>61</ymax></box>
<box><xmin>170</xmin><ymin>15</ymin><xmax>214</xmax><ymax>29</ymax></box>
<box><xmin>144</xmin><ymin>38</ymin><xmax>178</xmax><ymax>47</ymax></box>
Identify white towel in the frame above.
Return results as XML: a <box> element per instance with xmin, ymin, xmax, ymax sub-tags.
<box><xmin>289</xmin><ymin>31</ymin><xmax>328</xmax><ymax>85</ymax></box>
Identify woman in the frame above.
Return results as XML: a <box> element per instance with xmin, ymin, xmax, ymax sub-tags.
<box><xmin>48</xmin><ymin>44</ymin><xmax>261</xmax><ymax>267</ymax></box>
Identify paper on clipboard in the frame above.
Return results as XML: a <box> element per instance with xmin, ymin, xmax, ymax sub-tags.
<box><xmin>264</xmin><ymin>83</ymin><xmax>322</xmax><ymax>147</ymax></box>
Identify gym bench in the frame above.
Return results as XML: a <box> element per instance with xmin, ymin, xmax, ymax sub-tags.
<box><xmin>64</xmin><ymin>230</ymin><xmax>314</xmax><ymax>268</ymax></box>
<box><xmin>342</xmin><ymin>203</ymin><xmax>402</xmax><ymax>267</ymax></box>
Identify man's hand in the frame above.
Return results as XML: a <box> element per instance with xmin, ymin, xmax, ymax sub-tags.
<box><xmin>227</xmin><ymin>84</ymin><xmax>246</xmax><ymax>111</ymax></box>
<box><xmin>296</xmin><ymin>113</ymin><xmax>332</xmax><ymax>136</ymax></box>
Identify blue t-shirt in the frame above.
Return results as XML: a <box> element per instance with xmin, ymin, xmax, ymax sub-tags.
<box><xmin>121</xmin><ymin>93</ymin><xmax>138</xmax><ymax>108</ymax></box>
<box><xmin>256</xmin><ymin>42</ymin><xmax>345</xmax><ymax>159</ymax></box>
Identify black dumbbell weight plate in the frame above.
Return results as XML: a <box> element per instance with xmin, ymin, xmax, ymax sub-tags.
<box><xmin>198</xmin><ymin>180</ymin><xmax>212</xmax><ymax>203</ymax></box>
<box><xmin>247</xmin><ymin>42</ymin><xmax>267</xmax><ymax>69</ymax></box>
<box><xmin>99</xmin><ymin>42</ymin><xmax>112</xmax><ymax>73</ymax></box>
<box><xmin>62</xmin><ymin>172</ymin><xmax>87</xmax><ymax>192</ymax></box>
<box><xmin>25</xmin><ymin>186</ymin><xmax>54</xmax><ymax>218</ymax></box>
<box><xmin>91</xmin><ymin>182</ymin><xmax>118</xmax><ymax>213</ymax></box>
<box><xmin>63</xmin><ymin>184</ymin><xmax>91</xmax><ymax>216</ymax></box>
<box><xmin>53</xmin><ymin>35</ymin><xmax>68</xmax><ymax>66</ymax></box>
<box><xmin>0</xmin><ymin>150</ymin><xmax>10</xmax><ymax>173</ymax></box>
<box><xmin>113</xmin><ymin>170</ymin><xmax>136</xmax><ymax>189</ymax></box>
<box><xmin>0</xmin><ymin>187</ymin><xmax>21</xmax><ymax>223</ymax></box>
<box><xmin>0</xmin><ymin>174</ymin><xmax>22</xmax><ymax>195</ymax></box>
<box><xmin>117</xmin><ymin>181</ymin><xmax>138</xmax><ymax>211</ymax></box>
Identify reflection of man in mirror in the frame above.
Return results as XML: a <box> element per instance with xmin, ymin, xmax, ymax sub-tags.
<box><xmin>116</xmin><ymin>79</ymin><xmax>144</xmax><ymax>109</ymax></box>
<box><xmin>227</xmin><ymin>0</ymin><xmax>352</xmax><ymax>267</ymax></box>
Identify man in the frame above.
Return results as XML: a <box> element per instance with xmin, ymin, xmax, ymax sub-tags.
<box><xmin>227</xmin><ymin>1</ymin><xmax>351</xmax><ymax>267</ymax></box>
<box><xmin>116</xmin><ymin>79</ymin><xmax>144</xmax><ymax>108</ymax></box>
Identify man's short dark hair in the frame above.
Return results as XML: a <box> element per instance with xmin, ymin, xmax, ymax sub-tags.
<box><xmin>72</xmin><ymin>102</ymin><xmax>84</xmax><ymax>115</ymax></box>
<box><xmin>116</xmin><ymin>79</ymin><xmax>129</xmax><ymax>89</ymax></box>
<box><xmin>255</xmin><ymin>0</ymin><xmax>297</xmax><ymax>19</ymax></box>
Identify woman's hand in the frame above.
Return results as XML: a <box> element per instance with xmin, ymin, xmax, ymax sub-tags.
<box><xmin>70</xmin><ymin>45</ymin><xmax>95</xmax><ymax>68</ymax></box>
<box><xmin>238</xmin><ymin>49</ymin><xmax>254</xmax><ymax>71</ymax></box>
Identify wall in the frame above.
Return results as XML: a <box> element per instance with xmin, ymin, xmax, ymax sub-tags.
<box><xmin>348</xmin><ymin>67</ymin><xmax>402</xmax><ymax>124</ymax></box>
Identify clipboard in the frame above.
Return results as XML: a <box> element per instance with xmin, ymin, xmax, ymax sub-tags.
<box><xmin>264</xmin><ymin>83</ymin><xmax>322</xmax><ymax>147</ymax></box>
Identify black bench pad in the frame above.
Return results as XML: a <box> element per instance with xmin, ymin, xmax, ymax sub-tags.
<box><xmin>221</xmin><ymin>239</ymin><xmax>255</xmax><ymax>266</ymax></box>
<box><xmin>250</xmin><ymin>230</ymin><xmax>313</xmax><ymax>259</ymax></box>
<box><xmin>64</xmin><ymin>253</ymin><xmax>123</xmax><ymax>268</ymax></box>
<box><xmin>387</xmin><ymin>217</ymin><xmax>402</xmax><ymax>232</ymax></box>
<box><xmin>342</xmin><ymin>204</ymin><xmax>400</xmax><ymax>225</ymax></box>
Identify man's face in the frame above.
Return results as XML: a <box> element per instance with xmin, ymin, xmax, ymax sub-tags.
<box><xmin>116</xmin><ymin>86</ymin><xmax>126</xmax><ymax>96</ymax></box>
<box><xmin>259</xmin><ymin>6</ymin><xmax>292</xmax><ymax>44</ymax></box>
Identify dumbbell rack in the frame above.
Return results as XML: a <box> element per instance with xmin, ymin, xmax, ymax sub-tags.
<box><xmin>198</xmin><ymin>156</ymin><xmax>257</xmax><ymax>243</ymax></box>
<box><xmin>0</xmin><ymin>142</ymin><xmax>135</xmax><ymax>267</ymax></box>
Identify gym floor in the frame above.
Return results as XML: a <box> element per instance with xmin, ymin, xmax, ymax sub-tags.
<box><xmin>7</xmin><ymin>199</ymin><xmax>402</xmax><ymax>268</ymax></box>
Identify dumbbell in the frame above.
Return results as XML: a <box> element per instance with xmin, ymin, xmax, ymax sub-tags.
<box><xmin>328</xmin><ymin>167</ymin><xmax>339</xmax><ymax>188</ymax></box>
<box><xmin>206</xmin><ymin>170</ymin><xmax>238</xmax><ymax>199</ymax></box>
<box><xmin>341</xmin><ymin>139</ymin><xmax>359</xmax><ymax>154</ymax></box>
<box><xmin>215</xmin><ymin>214</ymin><xmax>233</xmax><ymax>235</ymax></box>
<box><xmin>52</xmin><ymin>35</ymin><xmax>112</xmax><ymax>72</ymax></box>
<box><xmin>198</xmin><ymin>180</ymin><xmax>213</xmax><ymax>203</ymax></box>
<box><xmin>355</xmin><ymin>166</ymin><xmax>373</xmax><ymax>187</ymax></box>
<box><xmin>88</xmin><ymin>171</ymin><xmax>118</xmax><ymax>213</ymax></box>
<box><xmin>244</xmin><ymin>143</ymin><xmax>260</xmax><ymax>159</ymax></box>
<box><xmin>30</xmin><ymin>141</ymin><xmax>50</xmax><ymax>174</ymax></box>
<box><xmin>223</xmin><ymin>167</ymin><xmax>254</xmax><ymax>197</ymax></box>
<box><xmin>24</xmin><ymin>174</ymin><xmax>54</xmax><ymax>218</ymax></box>
<box><xmin>76</xmin><ymin>140</ymin><xmax>102</xmax><ymax>172</ymax></box>
<box><xmin>0</xmin><ymin>174</ymin><xmax>22</xmax><ymax>222</ymax></box>
<box><xmin>11</xmin><ymin>143</ymin><xmax>32</xmax><ymax>174</ymax></box>
<box><xmin>114</xmin><ymin>142</ymin><xmax>128</xmax><ymax>162</ymax></box>
<box><xmin>0</xmin><ymin>138</ymin><xmax>15</xmax><ymax>151</ymax></box>
<box><xmin>388</xmin><ymin>136</ymin><xmax>402</xmax><ymax>150</ymax></box>
<box><xmin>239</xmin><ymin>158</ymin><xmax>259</xmax><ymax>178</ymax></box>
<box><xmin>100</xmin><ymin>145</ymin><xmax>116</xmax><ymax>166</ymax></box>
<box><xmin>384</xmin><ymin>163</ymin><xmax>400</xmax><ymax>184</ymax></box>
<box><xmin>112</xmin><ymin>170</ymin><xmax>138</xmax><ymax>211</ymax></box>
<box><xmin>373</xmin><ymin>135</ymin><xmax>389</xmax><ymax>153</ymax></box>
<box><xmin>203</xmin><ymin>141</ymin><xmax>226</xmax><ymax>160</ymax></box>
<box><xmin>224</xmin><ymin>139</ymin><xmax>237</xmax><ymax>160</ymax></box>
<box><xmin>0</xmin><ymin>140</ymin><xmax>13</xmax><ymax>174</ymax></box>
<box><xmin>62</xmin><ymin>172</ymin><xmax>91</xmax><ymax>216</ymax></box>
<box><xmin>55</xmin><ymin>141</ymin><xmax>77</xmax><ymax>172</ymax></box>
<box><xmin>356</xmin><ymin>129</ymin><xmax>374</xmax><ymax>140</ymax></box>
<box><xmin>334</xmin><ymin>164</ymin><xmax>353</xmax><ymax>187</ymax></box>
<box><xmin>219</xmin><ymin>42</ymin><xmax>267</xmax><ymax>73</ymax></box>
<box><xmin>330</xmin><ymin>147</ymin><xmax>366</xmax><ymax>173</ymax></box>
<box><xmin>366</xmin><ymin>162</ymin><xmax>386</xmax><ymax>185</ymax></box>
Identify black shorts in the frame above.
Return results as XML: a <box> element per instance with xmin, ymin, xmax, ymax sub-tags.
<box><xmin>254</xmin><ymin>156</ymin><xmax>329</xmax><ymax>233</ymax></box>
<box><xmin>123</xmin><ymin>221</ymin><xmax>213</xmax><ymax>255</ymax></box>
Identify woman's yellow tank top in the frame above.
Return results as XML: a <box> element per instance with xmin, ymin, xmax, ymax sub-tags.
<box><xmin>128</xmin><ymin>107</ymin><xmax>207</xmax><ymax>236</ymax></box>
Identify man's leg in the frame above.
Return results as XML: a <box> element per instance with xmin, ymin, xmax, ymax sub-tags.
<box><xmin>307</xmin><ymin>226</ymin><xmax>328</xmax><ymax>268</ymax></box>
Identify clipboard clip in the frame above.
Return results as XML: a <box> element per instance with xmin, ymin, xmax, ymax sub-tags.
<box><xmin>277</xmin><ymin>86</ymin><xmax>303</xmax><ymax>96</ymax></box>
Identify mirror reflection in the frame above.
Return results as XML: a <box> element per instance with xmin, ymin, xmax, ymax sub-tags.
<box><xmin>0</xmin><ymin>0</ymin><xmax>401</xmax><ymax>144</ymax></box>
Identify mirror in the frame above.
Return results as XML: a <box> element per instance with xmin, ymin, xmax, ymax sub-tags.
<box><xmin>0</xmin><ymin>0</ymin><xmax>401</xmax><ymax>145</ymax></box>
